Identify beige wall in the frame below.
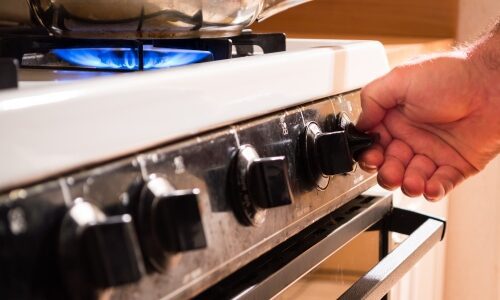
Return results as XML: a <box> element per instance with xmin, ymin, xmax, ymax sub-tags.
<box><xmin>445</xmin><ymin>157</ymin><xmax>500</xmax><ymax>299</ymax></box>
<box><xmin>444</xmin><ymin>1</ymin><xmax>500</xmax><ymax>299</ymax></box>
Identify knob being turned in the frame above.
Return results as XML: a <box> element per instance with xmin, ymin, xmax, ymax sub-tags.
<box><xmin>302</xmin><ymin>113</ymin><xmax>378</xmax><ymax>183</ymax></box>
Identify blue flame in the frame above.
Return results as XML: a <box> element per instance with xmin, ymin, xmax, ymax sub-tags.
<box><xmin>51</xmin><ymin>46</ymin><xmax>213</xmax><ymax>70</ymax></box>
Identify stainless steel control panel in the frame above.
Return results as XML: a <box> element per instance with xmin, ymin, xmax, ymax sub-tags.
<box><xmin>0</xmin><ymin>90</ymin><xmax>377</xmax><ymax>300</ymax></box>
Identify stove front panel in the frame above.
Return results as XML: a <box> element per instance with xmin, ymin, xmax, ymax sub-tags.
<box><xmin>0</xmin><ymin>90</ymin><xmax>376</xmax><ymax>300</ymax></box>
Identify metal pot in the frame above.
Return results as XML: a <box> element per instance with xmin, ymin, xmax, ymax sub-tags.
<box><xmin>0</xmin><ymin>0</ymin><xmax>311</xmax><ymax>38</ymax></box>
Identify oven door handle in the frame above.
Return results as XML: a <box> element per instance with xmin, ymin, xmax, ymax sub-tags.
<box><xmin>339</xmin><ymin>207</ymin><xmax>446</xmax><ymax>300</ymax></box>
<box><xmin>195</xmin><ymin>196</ymin><xmax>445</xmax><ymax>300</ymax></box>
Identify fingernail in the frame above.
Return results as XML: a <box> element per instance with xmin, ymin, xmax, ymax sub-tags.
<box><xmin>425</xmin><ymin>195</ymin><xmax>441</xmax><ymax>202</ymax></box>
<box><xmin>359</xmin><ymin>162</ymin><xmax>377</xmax><ymax>171</ymax></box>
<box><xmin>424</xmin><ymin>193</ymin><xmax>443</xmax><ymax>202</ymax></box>
<box><xmin>401</xmin><ymin>186</ymin><xmax>411</xmax><ymax>197</ymax></box>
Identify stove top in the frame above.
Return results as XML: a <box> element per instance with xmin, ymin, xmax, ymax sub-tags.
<box><xmin>0</xmin><ymin>37</ymin><xmax>388</xmax><ymax>193</ymax></box>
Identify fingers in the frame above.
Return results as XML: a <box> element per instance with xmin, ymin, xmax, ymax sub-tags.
<box><xmin>377</xmin><ymin>140</ymin><xmax>414</xmax><ymax>190</ymax></box>
<box><xmin>358</xmin><ymin>136</ymin><xmax>466</xmax><ymax>201</ymax></box>
<box><xmin>402</xmin><ymin>155</ymin><xmax>437</xmax><ymax>197</ymax></box>
<box><xmin>356</xmin><ymin>67</ymin><xmax>410</xmax><ymax>131</ymax></box>
<box><xmin>382</xmin><ymin>109</ymin><xmax>474</xmax><ymax>173</ymax></box>
<box><xmin>424</xmin><ymin>166</ymin><xmax>465</xmax><ymax>201</ymax></box>
<box><xmin>377</xmin><ymin>152</ymin><xmax>464</xmax><ymax>201</ymax></box>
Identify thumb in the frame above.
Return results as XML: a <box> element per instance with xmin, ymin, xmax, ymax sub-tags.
<box><xmin>356</xmin><ymin>68</ymin><xmax>410</xmax><ymax>131</ymax></box>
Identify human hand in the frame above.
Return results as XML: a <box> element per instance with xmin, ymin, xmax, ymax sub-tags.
<box><xmin>356</xmin><ymin>33</ymin><xmax>500</xmax><ymax>201</ymax></box>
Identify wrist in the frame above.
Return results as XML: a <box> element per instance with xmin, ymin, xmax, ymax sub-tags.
<box><xmin>465</xmin><ymin>20</ymin><xmax>500</xmax><ymax>156</ymax></box>
<box><xmin>467</xmin><ymin>19</ymin><xmax>500</xmax><ymax>94</ymax></box>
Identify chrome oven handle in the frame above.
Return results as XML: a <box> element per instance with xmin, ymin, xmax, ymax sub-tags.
<box><xmin>194</xmin><ymin>195</ymin><xmax>445</xmax><ymax>300</ymax></box>
<box><xmin>339</xmin><ymin>208</ymin><xmax>446</xmax><ymax>300</ymax></box>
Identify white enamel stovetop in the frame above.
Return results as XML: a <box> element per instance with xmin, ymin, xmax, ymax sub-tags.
<box><xmin>0</xmin><ymin>39</ymin><xmax>389</xmax><ymax>191</ymax></box>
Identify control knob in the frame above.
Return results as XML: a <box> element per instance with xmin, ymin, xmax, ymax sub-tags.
<box><xmin>59</xmin><ymin>198</ymin><xmax>144</xmax><ymax>297</ymax></box>
<box><xmin>133</xmin><ymin>174</ymin><xmax>207</xmax><ymax>272</ymax></box>
<box><xmin>303</xmin><ymin>113</ymin><xmax>377</xmax><ymax>187</ymax></box>
<box><xmin>228</xmin><ymin>145</ymin><xmax>293</xmax><ymax>226</ymax></box>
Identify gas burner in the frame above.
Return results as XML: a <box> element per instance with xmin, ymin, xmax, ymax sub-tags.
<box><xmin>0</xmin><ymin>32</ymin><xmax>286</xmax><ymax>72</ymax></box>
<box><xmin>42</xmin><ymin>47</ymin><xmax>213</xmax><ymax>71</ymax></box>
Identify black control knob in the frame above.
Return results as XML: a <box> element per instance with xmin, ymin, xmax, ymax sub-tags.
<box><xmin>59</xmin><ymin>199</ymin><xmax>144</xmax><ymax>297</ymax></box>
<box><xmin>315</xmin><ymin>130</ymin><xmax>353</xmax><ymax>175</ymax></box>
<box><xmin>228</xmin><ymin>145</ymin><xmax>293</xmax><ymax>226</ymax></box>
<box><xmin>302</xmin><ymin>113</ymin><xmax>377</xmax><ymax>186</ymax></box>
<box><xmin>135</xmin><ymin>174</ymin><xmax>207</xmax><ymax>272</ymax></box>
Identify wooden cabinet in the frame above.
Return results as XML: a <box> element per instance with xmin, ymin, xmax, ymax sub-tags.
<box><xmin>252</xmin><ymin>0</ymin><xmax>458</xmax><ymax>38</ymax></box>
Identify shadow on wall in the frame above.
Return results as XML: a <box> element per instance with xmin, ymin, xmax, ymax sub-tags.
<box><xmin>445</xmin><ymin>1</ymin><xmax>500</xmax><ymax>299</ymax></box>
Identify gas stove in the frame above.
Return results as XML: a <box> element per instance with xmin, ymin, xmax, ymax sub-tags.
<box><xmin>0</xmin><ymin>32</ymin><xmax>446</xmax><ymax>300</ymax></box>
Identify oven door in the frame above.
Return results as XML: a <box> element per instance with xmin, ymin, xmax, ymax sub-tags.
<box><xmin>195</xmin><ymin>193</ymin><xmax>446</xmax><ymax>299</ymax></box>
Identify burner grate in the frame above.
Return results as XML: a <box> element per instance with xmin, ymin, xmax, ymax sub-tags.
<box><xmin>0</xmin><ymin>58</ymin><xmax>17</xmax><ymax>90</ymax></box>
<box><xmin>0</xmin><ymin>32</ymin><xmax>286</xmax><ymax>72</ymax></box>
